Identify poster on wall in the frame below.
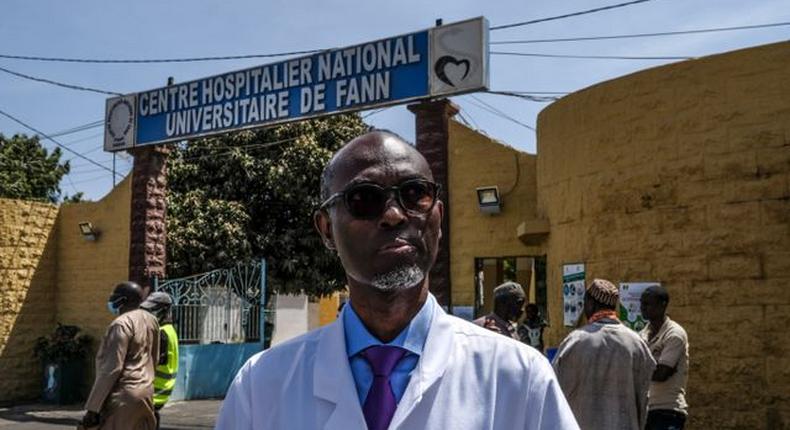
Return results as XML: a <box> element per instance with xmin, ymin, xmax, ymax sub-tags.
<box><xmin>562</xmin><ymin>263</ymin><xmax>586</xmax><ymax>327</ymax></box>
<box><xmin>618</xmin><ymin>282</ymin><xmax>660</xmax><ymax>331</ymax></box>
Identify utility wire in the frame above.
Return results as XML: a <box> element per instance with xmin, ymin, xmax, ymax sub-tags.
<box><xmin>491</xmin><ymin>51</ymin><xmax>693</xmax><ymax>60</ymax></box>
<box><xmin>491</xmin><ymin>21</ymin><xmax>790</xmax><ymax>44</ymax></box>
<box><xmin>491</xmin><ymin>0</ymin><xmax>657</xmax><ymax>31</ymax></box>
<box><xmin>486</xmin><ymin>90</ymin><xmax>560</xmax><ymax>102</ymax></box>
<box><xmin>0</xmin><ymin>49</ymin><xmax>323</xmax><ymax>64</ymax></box>
<box><xmin>0</xmin><ymin>107</ymin><xmax>120</xmax><ymax>177</ymax></box>
<box><xmin>362</xmin><ymin>108</ymin><xmax>389</xmax><ymax>119</ymax></box>
<box><xmin>48</xmin><ymin>120</ymin><xmax>104</xmax><ymax>138</ymax></box>
<box><xmin>465</xmin><ymin>95</ymin><xmax>536</xmax><ymax>132</ymax></box>
<box><xmin>0</xmin><ymin>65</ymin><xmax>122</xmax><ymax>96</ymax></box>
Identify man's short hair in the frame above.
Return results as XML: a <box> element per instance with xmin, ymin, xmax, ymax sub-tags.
<box><xmin>644</xmin><ymin>285</ymin><xmax>670</xmax><ymax>305</ymax></box>
<box><xmin>493</xmin><ymin>282</ymin><xmax>526</xmax><ymax>304</ymax></box>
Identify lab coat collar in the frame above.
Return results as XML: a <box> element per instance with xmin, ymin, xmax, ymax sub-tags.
<box><xmin>313</xmin><ymin>315</ymin><xmax>367</xmax><ymax>429</ymax></box>
<box><xmin>390</xmin><ymin>294</ymin><xmax>455</xmax><ymax>428</ymax></box>
<box><xmin>313</xmin><ymin>293</ymin><xmax>454</xmax><ymax>430</ymax></box>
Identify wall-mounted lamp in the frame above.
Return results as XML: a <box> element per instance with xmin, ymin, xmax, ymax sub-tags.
<box><xmin>79</xmin><ymin>222</ymin><xmax>100</xmax><ymax>241</ymax></box>
<box><xmin>476</xmin><ymin>186</ymin><xmax>501</xmax><ymax>214</ymax></box>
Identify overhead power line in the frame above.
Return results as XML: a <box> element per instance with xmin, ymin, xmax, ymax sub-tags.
<box><xmin>490</xmin><ymin>0</ymin><xmax>657</xmax><ymax>31</ymax></box>
<box><xmin>491</xmin><ymin>51</ymin><xmax>693</xmax><ymax>60</ymax></box>
<box><xmin>491</xmin><ymin>21</ymin><xmax>790</xmax><ymax>44</ymax></box>
<box><xmin>0</xmin><ymin>65</ymin><xmax>122</xmax><ymax>96</ymax></box>
<box><xmin>48</xmin><ymin>120</ymin><xmax>104</xmax><ymax>138</ymax></box>
<box><xmin>0</xmin><ymin>107</ymin><xmax>120</xmax><ymax>177</ymax></box>
<box><xmin>0</xmin><ymin>49</ymin><xmax>323</xmax><ymax>64</ymax></box>
<box><xmin>465</xmin><ymin>95</ymin><xmax>536</xmax><ymax>132</ymax></box>
<box><xmin>486</xmin><ymin>90</ymin><xmax>560</xmax><ymax>102</ymax></box>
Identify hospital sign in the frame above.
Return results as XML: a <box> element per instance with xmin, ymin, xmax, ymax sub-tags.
<box><xmin>104</xmin><ymin>17</ymin><xmax>489</xmax><ymax>152</ymax></box>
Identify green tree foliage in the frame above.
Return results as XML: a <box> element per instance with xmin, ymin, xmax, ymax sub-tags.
<box><xmin>166</xmin><ymin>114</ymin><xmax>369</xmax><ymax>296</ymax></box>
<box><xmin>0</xmin><ymin>133</ymin><xmax>70</xmax><ymax>203</ymax></box>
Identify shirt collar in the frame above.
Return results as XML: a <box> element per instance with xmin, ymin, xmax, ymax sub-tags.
<box><xmin>342</xmin><ymin>293</ymin><xmax>435</xmax><ymax>358</ymax></box>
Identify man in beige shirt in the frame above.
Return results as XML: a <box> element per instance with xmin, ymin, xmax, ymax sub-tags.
<box><xmin>640</xmin><ymin>285</ymin><xmax>689</xmax><ymax>430</ymax></box>
<box><xmin>81</xmin><ymin>282</ymin><xmax>160</xmax><ymax>430</ymax></box>
<box><xmin>473</xmin><ymin>281</ymin><xmax>525</xmax><ymax>340</ymax></box>
<box><xmin>553</xmin><ymin>279</ymin><xmax>656</xmax><ymax>430</ymax></box>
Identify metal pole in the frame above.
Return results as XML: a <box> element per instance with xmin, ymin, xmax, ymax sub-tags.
<box><xmin>259</xmin><ymin>259</ymin><xmax>267</xmax><ymax>349</ymax></box>
<box><xmin>112</xmin><ymin>153</ymin><xmax>116</xmax><ymax>186</ymax></box>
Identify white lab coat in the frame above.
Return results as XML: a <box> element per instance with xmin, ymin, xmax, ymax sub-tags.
<box><xmin>216</xmin><ymin>296</ymin><xmax>579</xmax><ymax>430</ymax></box>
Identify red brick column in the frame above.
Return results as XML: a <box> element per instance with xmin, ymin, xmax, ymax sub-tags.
<box><xmin>407</xmin><ymin>99</ymin><xmax>459</xmax><ymax>308</ymax></box>
<box><xmin>128</xmin><ymin>145</ymin><xmax>169</xmax><ymax>294</ymax></box>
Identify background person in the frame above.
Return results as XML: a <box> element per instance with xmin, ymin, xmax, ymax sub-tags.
<box><xmin>140</xmin><ymin>292</ymin><xmax>179</xmax><ymax>430</ymax></box>
<box><xmin>518</xmin><ymin>303</ymin><xmax>548</xmax><ymax>352</ymax></box>
<box><xmin>640</xmin><ymin>285</ymin><xmax>689</xmax><ymax>430</ymax></box>
<box><xmin>553</xmin><ymin>279</ymin><xmax>655</xmax><ymax>430</ymax></box>
<box><xmin>473</xmin><ymin>281</ymin><xmax>526</xmax><ymax>340</ymax></box>
<box><xmin>81</xmin><ymin>282</ymin><xmax>160</xmax><ymax>430</ymax></box>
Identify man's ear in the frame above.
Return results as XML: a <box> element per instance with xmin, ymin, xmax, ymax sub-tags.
<box><xmin>314</xmin><ymin>210</ymin><xmax>336</xmax><ymax>250</ymax></box>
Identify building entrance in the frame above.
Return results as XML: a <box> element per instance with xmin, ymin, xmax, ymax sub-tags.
<box><xmin>473</xmin><ymin>256</ymin><xmax>547</xmax><ymax>322</ymax></box>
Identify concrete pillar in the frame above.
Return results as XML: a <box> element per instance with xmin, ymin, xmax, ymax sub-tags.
<box><xmin>407</xmin><ymin>99</ymin><xmax>459</xmax><ymax>308</ymax></box>
<box><xmin>128</xmin><ymin>145</ymin><xmax>169</xmax><ymax>294</ymax></box>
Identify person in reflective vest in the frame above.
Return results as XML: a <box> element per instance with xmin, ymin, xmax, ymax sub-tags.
<box><xmin>141</xmin><ymin>292</ymin><xmax>179</xmax><ymax>430</ymax></box>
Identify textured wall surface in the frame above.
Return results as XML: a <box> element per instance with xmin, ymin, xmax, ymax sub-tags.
<box><xmin>447</xmin><ymin>121</ymin><xmax>541</xmax><ymax>307</ymax></box>
<box><xmin>537</xmin><ymin>41</ymin><xmax>790</xmax><ymax>429</ymax></box>
<box><xmin>56</xmin><ymin>176</ymin><xmax>132</xmax><ymax>343</ymax></box>
<box><xmin>0</xmin><ymin>199</ymin><xmax>58</xmax><ymax>401</ymax></box>
<box><xmin>0</xmin><ymin>176</ymin><xmax>132</xmax><ymax>401</ymax></box>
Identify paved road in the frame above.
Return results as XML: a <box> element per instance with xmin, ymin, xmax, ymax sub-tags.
<box><xmin>0</xmin><ymin>400</ymin><xmax>220</xmax><ymax>430</ymax></box>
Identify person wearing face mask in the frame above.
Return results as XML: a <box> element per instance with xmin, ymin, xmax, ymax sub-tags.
<box><xmin>80</xmin><ymin>281</ymin><xmax>160</xmax><ymax>430</ymax></box>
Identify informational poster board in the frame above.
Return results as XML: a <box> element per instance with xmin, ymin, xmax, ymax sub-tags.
<box><xmin>562</xmin><ymin>263</ymin><xmax>585</xmax><ymax>327</ymax></box>
<box><xmin>618</xmin><ymin>282</ymin><xmax>660</xmax><ymax>331</ymax></box>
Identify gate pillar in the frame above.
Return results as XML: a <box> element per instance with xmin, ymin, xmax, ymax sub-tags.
<box><xmin>128</xmin><ymin>145</ymin><xmax>169</xmax><ymax>295</ymax></box>
<box><xmin>407</xmin><ymin>99</ymin><xmax>459</xmax><ymax>309</ymax></box>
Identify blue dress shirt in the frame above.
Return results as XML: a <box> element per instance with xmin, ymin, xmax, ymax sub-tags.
<box><xmin>342</xmin><ymin>296</ymin><xmax>434</xmax><ymax>405</ymax></box>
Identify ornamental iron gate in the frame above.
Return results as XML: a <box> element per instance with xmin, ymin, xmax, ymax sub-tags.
<box><xmin>154</xmin><ymin>259</ymin><xmax>273</xmax><ymax>400</ymax></box>
<box><xmin>155</xmin><ymin>259</ymin><xmax>271</xmax><ymax>345</ymax></box>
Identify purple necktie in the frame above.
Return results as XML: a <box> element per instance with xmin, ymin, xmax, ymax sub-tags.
<box><xmin>361</xmin><ymin>345</ymin><xmax>408</xmax><ymax>430</ymax></box>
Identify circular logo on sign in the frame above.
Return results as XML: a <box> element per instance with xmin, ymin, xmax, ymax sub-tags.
<box><xmin>107</xmin><ymin>99</ymin><xmax>134</xmax><ymax>145</ymax></box>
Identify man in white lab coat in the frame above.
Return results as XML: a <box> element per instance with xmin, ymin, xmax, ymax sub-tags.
<box><xmin>215</xmin><ymin>131</ymin><xmax>579</xmax><ymax>430</ymax></box>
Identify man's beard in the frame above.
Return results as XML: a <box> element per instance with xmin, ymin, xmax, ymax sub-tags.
<box><xmin>370</xmin><ymin>264</ymin><xmax>425</xmax><ymax>291</ymax></box>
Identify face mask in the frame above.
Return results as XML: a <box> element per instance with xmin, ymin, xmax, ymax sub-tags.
<box><xmin>107</xmin><ymin>300</ymin><xmax>121</xmax><ymax>315</ymax></box>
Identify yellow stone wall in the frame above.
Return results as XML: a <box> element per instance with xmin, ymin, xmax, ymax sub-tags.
<box><xmin>0</xmin><ymin>199</ymin><xmax>59</xmax><ymax>401</ymax></box>
<box><xmin>55</xmin><ymin>176</ymin><xmax>132</xmax><ymax>342</ymax></box>
<box><xmin>0</xmin><ymin>176</ymin><xmax>132</xmax><ymax>401</ymax></box>
<box><xmin>447</xmin><ymin>121</ymin><xmax>541</xmax><ymax>307</ymax></box>
<box><xmin>537</xmin><ymin>41</ymin><xmax>790</xmax><ymax>429</ymax></box>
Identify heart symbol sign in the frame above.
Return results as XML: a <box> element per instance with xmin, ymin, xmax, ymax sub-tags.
<box><xmin>434</xmin><ymin>55</ymin><xmax>470</xmax><ymax>87</ymax></box>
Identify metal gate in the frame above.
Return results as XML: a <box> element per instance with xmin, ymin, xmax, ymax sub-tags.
<box><xmin>154</xmin><ymin>259</ymin><xmax>273</xmax><ymax>400</ymax></box>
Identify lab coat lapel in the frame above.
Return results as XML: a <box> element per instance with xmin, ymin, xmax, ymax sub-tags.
<box><xmin>390</xmin><ymin>298</ymin><xmax>455</xmax><ymax>428</ymax></box>
<box><xmin>313</xmin><ymin>317</ymin><xmax>367</xmax><ymax>430</ymax></box>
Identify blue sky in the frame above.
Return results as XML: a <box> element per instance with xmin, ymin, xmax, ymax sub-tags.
<box><xmin>2</xmin><ymin>0</ymin><xmax>788</xmax><ymax>200</ymax></box>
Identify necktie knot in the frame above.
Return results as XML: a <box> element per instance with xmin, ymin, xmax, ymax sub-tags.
<box><xmin>361</xmin><ymin>345</ymin><xmax>407</xmax><ymax>377</ymax></box>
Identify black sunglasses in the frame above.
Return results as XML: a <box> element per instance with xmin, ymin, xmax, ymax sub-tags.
<box><xmin>320</xmin><ymin>178</ymin><xmax>441</xmax><ymax>219</ymax></box>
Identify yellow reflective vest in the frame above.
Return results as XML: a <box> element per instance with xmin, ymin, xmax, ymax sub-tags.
<box><xmin>154</xmin><ymin>323</ymin><xmax>179</xmax><ymax>408</ymax></box>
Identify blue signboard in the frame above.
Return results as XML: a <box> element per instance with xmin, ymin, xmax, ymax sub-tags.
<box><xmin>105</xmin><ymin>18</ymin><xmax>488</xmax><ymax>151</ymax></box>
